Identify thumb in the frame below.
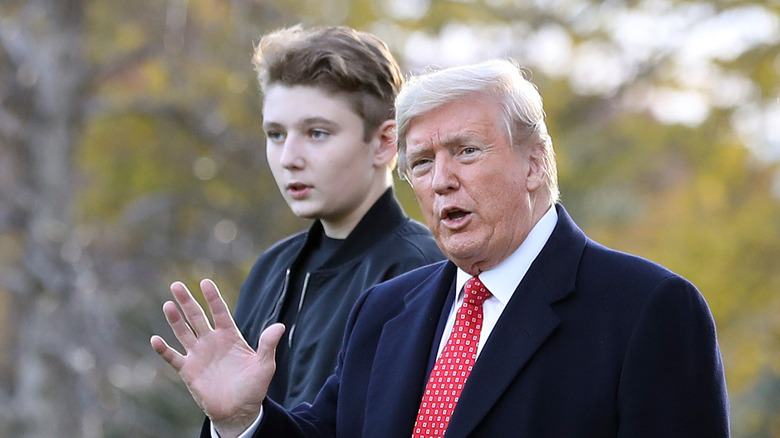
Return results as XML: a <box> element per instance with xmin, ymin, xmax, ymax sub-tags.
<box><xmin>257</xmin><ymin>323</ymin><xmax>286</xmax><ymax>354</ymax></box>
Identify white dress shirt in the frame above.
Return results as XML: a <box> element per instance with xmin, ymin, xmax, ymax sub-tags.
<box><xmin>218</xmin><ymin>205</ymin><xmax>558</xmax><ymax>438</ymax></box>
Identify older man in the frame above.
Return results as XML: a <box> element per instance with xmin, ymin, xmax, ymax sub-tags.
<box><xmin>152</xmin><ymin>59</ymin><xmax>730</xmax><ymax>438</ymax></box>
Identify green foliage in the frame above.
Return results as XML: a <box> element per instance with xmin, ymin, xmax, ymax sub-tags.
<box><xmin>74</xmin><ymin>0</ymin><xmax>780</xmax><ymax>434</ymax></box>
<box><xmin>2</xmin><ymin>0</ymin><xmax>778</xmax><ymax>436</ymax></box>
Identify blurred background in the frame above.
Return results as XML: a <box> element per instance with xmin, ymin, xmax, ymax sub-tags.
<box><xmin>0</xmin><ymin>0</ymin><xmax>778</xmax><ymax>436</ymax></box>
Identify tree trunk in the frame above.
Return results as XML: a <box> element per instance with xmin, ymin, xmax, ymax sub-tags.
<box><xmin>0</xmin><ymin>0</ymin><xmax>113</xmax><ymax>436</ymax></box>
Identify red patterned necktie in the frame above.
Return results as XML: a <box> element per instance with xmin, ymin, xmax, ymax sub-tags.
<box><xmin>411</xmin><ymin>276</ymin><xmax>492</xmax><ymax>438</ymax></box>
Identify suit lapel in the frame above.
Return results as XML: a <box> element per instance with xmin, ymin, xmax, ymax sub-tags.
<box><xmin>363</xmin><ymin>262</ymin><xmax>458</xmax><ymax>438</ymax></box>
<box><xmin>445</xmin><ymin>205</ymin><xmax>587</xmax><ymax>437</ymax></box>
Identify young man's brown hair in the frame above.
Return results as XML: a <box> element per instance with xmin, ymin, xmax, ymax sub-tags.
<box><xmin>252</xmin><ymin>25</ymin><xmax>403</xmax><ymax>141</ymax></box>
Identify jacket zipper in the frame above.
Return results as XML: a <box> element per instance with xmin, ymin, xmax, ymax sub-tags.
<box><xmin>264</xmin><ymin>268</ymin><xmax>290</xmax><ymax>330</ymax></box>
<box><xmin>287</xmin><ymin>272</ymin><xmax>311</xmax><ymax>347</ymax></box>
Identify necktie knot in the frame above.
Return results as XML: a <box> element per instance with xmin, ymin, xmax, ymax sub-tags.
<box><xmin>463</xmin><ymin>276</ymin><xmax>491</xmax><ymax>306</ymax></box>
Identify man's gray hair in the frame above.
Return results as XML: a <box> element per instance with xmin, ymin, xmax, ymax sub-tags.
<box><xmin>395</xmin><ymin>59</ymin><xmax>559</xmax><ymax>203</ymax></box>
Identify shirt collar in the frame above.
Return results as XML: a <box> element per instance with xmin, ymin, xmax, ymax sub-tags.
<box><xmin>456</xmin><ymin>205</ymin><xmax>558</xmax><ymax>305</ymax></box>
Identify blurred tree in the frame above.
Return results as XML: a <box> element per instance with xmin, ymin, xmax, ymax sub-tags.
<box><xmin>0</xmin><ymin>0</ymin><xmax>302</xmax><ymax>436</ymax></box>
<box><xmin>0</xmin><ymin>0</ymin><xmax>778</xmax><ymax>436</ymax></box>
<box><xmin>0</xmin><ymin>0</ymin><xmax>99</xmax><ymax>435</ymax></box>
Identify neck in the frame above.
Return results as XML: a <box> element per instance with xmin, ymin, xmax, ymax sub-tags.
<box><xmin>321</xmin><ymin>180</ymin><xmax>392</xmax><ymax>239</ymax></box>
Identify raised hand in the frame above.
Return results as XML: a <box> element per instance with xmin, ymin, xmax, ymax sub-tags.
<box><xmin>150</xmin><ymin>279</ymin><xmax>285</xmax><ymax>438</ymax></box>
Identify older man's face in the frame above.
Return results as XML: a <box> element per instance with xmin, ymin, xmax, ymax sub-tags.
<box><xmin>405</xmin><ymin>96</ymin><xmax>545</xmax><ymax>275</ymax></box>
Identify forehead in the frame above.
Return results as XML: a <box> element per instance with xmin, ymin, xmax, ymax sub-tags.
<box><xmin>405</xmin><ymin>97</ymin><xmax>506</xmax><ymax>149</ymax></box>
<box><xmin>262</xmin><ymin>84</ymin><xmax>357</xmax><ymax>122</ymax></box>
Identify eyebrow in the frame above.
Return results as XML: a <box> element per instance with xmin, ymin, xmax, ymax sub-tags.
<box><xmin>406</xmin><ymin>132</ymin><xmax>473</xmax><ymax>161</ymax></box>
<box><xmin>263</xmin><ymin>117</ymin><xmax>339</xmax><ymax>131</ymax></box>
<box><xmin>439</xmin><ymin>132</ymin><xmax>477</xmax><ymax>148</ymax></box>
<box><xmin>299</xmin><ymin>117</ymin><xmax>339</xmax><ymax>128</ymax></box>
<box><xmin>408</xmin><ymin>131</ymin><xmax>477</xmax><ymax>152</ymax></box>
<box><xmin>404</xmin><ymin>147</ymin><xmax>428</xmax><ymax>165</ymax></box>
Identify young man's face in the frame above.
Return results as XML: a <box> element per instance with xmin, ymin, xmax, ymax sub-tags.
<box><xmin>262</xmin><ymin>84</ymin><xmax>382</xmax><ymax>232</ymax></box>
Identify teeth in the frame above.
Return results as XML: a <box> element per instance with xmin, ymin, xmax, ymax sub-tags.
<box><xmin>447</xmin><ymin>210</ymin><xmax>466</xmax><ymax>220</ymax></box>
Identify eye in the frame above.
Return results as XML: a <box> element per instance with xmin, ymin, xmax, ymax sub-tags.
<box><xmin>461</xmin><ymin>146</ymin><xmax>478</xmax><ymax>155</ymax></box>
<box><xmin>409</xmin><ymin>157</ymin><xmax>433</xmax><ymax>176</ymax></box>
<box><xmin>310</xmin><ymin>129</ymin><xmax>330</xmax><ymax>140</ymax></box>
<box><xmin>410</xmin><ymin>156</ymin><xmax>429</xmax><ymax>167</ymax></box>
<box><xmin>265</xmin><ymin>130</ymin><xmax>285</xmax><ymax>143</ymax></box>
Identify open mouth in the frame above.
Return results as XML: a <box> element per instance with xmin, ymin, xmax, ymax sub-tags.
<box><xmin>440</xmin><ymin>207</ymin><xmax>472</xmax><ymax>228</ymax></box>
<box><xmin>287</xmin><ymin>182</ymin><xmax>311</xmax><ymax>199</ymax></box>
<box><xmin>445</xmin><ymin>209</ymin><xmax>468</xmax><ymax>221</ymax></box>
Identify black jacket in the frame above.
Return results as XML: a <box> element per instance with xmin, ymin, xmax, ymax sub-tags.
<box><xmin>232</xmin><ymin>189</ymin><xmax>444</xmax><ymax>407</ymax></box>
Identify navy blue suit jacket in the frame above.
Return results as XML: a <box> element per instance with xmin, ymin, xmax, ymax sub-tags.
<box><xmin>243</xmin><ymin>205</ymin><xmax>729</xmax><ymax>437</ymax></box>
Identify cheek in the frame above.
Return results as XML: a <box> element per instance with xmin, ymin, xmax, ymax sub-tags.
<box><xmin>411</xmin><ymin>182</ymin><xmax>433</xmax><ymax>206</ymax></box>
<box><xmin>487</xmin><ymin>188</ymin><xmax>528</xmax><ymax>231</ymax></box>
<box><xmin>267</xmin><ymin>161</ymin><xmax>285</xmax><ymax>186</ymax></box>
<box><xmin>266</xmin><ymin>148</ymin><xmax>281</xmax><ymax>169</ymax></box>
<box><xmin>411</xmin><ymin>184</ymin><xmax>437</xmax><ymax>221</ymax></box>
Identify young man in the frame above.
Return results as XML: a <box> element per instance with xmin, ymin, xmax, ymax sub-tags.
<box><xmin>226</xmin><ymin>25</ymin><xmax>442</xmax><ymax>409</ymax></box>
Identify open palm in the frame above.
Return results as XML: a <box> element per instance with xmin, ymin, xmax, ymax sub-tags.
<box><xmin>151</xmin><ymin>279</ymin><xmax>284</xmax><ymax>436</ymax></box>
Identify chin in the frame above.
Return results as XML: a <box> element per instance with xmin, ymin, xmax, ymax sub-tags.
<box><xmin>289</xmin><ymin>205</ymin><xmax>322</xmax><ymax>220</ymax></box>
<box><xmin>440</xmin><ymin>234</ymin><xmax>482</xmax><ymax>255</ymax></box>
<box><xmin>442</xmin><ymin>247</ymin><xmax>481</xmax><ymax>266</ymax></box>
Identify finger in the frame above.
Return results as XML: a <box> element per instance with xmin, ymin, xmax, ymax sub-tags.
<box><xmin>162</xmin><ymin>300</ymin><xmax>198</xmax><ymax>349</ymax></box>
<box><xmin>170</xmin><ymin>281</ymin><xmax>213</xmax><ymax>336</ymax></box>
<box><xmin>257</xmin><ymin>323</ymin><xmax>286</xmax><ymax>357</ymax></box>
<box><xmin>200</xmin><ymin>279</ymin><xmax>237</xmax><ymax>330</ymax></box>
<box><xmin>150</xmin><ymin>335</ymin><xmax>186</xmax><ymax>371</ymax></box>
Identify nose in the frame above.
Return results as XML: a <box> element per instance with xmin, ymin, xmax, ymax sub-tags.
<box><xmin>278</xmin><ymin>135</ymin><xmax>305</xmax><ymax>170</ymax></box>
<box><xmin>431</xmin><ymin>156</ymin><xmax>459</xmax><ymax>194</ymax></box>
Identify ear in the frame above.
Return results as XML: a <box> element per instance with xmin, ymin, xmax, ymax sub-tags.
<box><xmin>525</xmin><ymin>142</ymin><xmax>546</xmax><ymax>193</ymax></box>
<box><xmin>372</xmin><ymin>119</ymin><xmax>399</xmax><ymax>168</ymax></box>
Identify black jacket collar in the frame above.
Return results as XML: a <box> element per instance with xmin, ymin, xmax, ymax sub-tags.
<box><xmin>301</xmin><ymin>188</ymin><xmax>408</xmax><ymax>270</ymax></box>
